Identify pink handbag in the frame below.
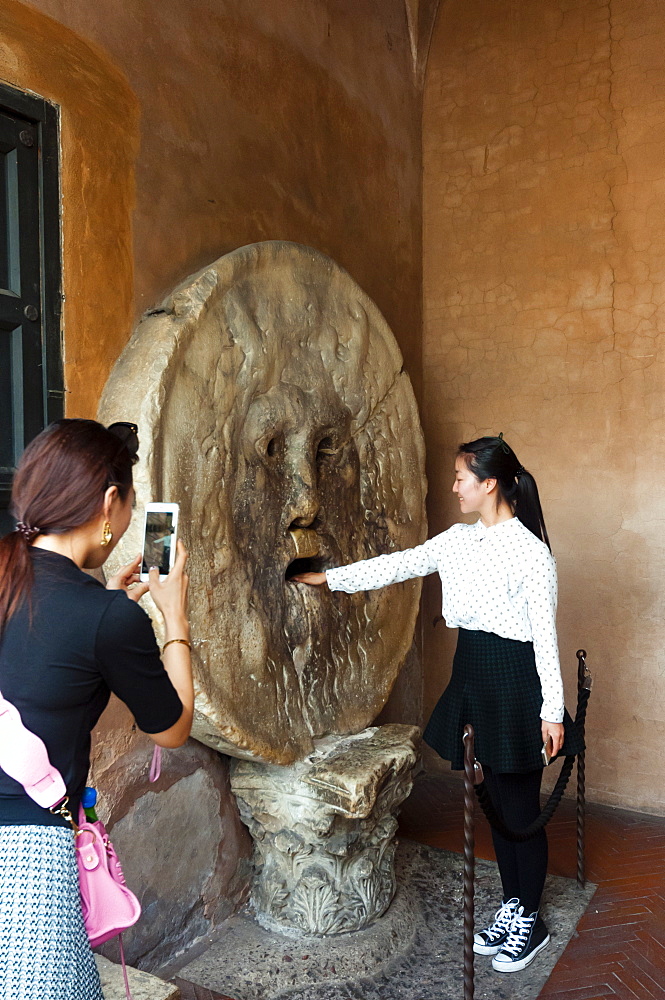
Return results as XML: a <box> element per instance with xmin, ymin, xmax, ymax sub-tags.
<box><xmin>0</xmin><ymin>690</ymin><xmax>160</xmax><ymax>999</ymax></box>
<box><xmin>75</xmin><ymin>806</ymin><xmax>141</xmax><ymax>947</ymax></box>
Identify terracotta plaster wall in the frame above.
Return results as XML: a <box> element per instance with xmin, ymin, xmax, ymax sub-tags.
<box><xmin>21</xmin><ymin>0</ymin><xmax>424</xmax><ymax>406</ymax></box>
<box><xmin>0</xmin><ymin>0</ymin><xmax>138</xmax><ymax>418</ymax></box>
<box><xmin>424</xmin><ymin>0</ymin><xmax>665</xmax><ymax>814</ymax></box>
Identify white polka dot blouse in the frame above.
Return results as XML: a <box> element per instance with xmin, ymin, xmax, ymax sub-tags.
<box><xmin>325</xmin><ymin>517</ymin><xmax>564</xmax><ymax>723</ymax></box>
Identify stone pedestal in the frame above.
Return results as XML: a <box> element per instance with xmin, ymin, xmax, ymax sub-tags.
<box><xmin>230</xmin><ymin>724</ymin><xmax>420</xmax><ymax>937</ymax></box>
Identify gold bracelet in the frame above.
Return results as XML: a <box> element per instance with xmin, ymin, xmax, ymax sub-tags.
<box><xmin>162</xmin><ymin>638</ymin><xmax>191</xmax><ymax>653</ymax></box>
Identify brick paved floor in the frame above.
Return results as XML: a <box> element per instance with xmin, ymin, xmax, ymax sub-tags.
<box><xmin>399</xmin><ymin>769</ymin><xmax>665</xmax><ymax>999</ymax></box>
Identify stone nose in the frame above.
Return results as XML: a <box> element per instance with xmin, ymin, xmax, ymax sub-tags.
<box><xmin>286</xmin><ymin>454</ymin><xmax>321</xmax><ymax>529</ymax></box>
<box><xmin>288</xmin><ymin>484</ymin><xmax>320</xmax><ymax>528</ymax></box>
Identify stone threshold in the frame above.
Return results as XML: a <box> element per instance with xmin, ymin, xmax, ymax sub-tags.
<box><xmin>95</xmin><ymin>955</ymin><xmax>180</xmax><ymax>1000</ymax></box>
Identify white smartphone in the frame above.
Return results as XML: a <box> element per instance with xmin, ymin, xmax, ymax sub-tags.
<box><xmin>541</xmin><ymin>735</ymin><xmax>554</xmax><ymax>767</ymax></box>
<box><xmin>140</xmin><ymin>502</ymin><xmax>179</xmax><ymax>582</ymax></box>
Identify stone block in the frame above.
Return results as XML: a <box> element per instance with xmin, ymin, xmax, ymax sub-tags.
<box><xmin>94</xmin><ymin>743</ymin><xmax>251</xmax><ymax>968</ymax></box>
<box><xmin>95</xmin><ymin>956</ymin><xmax>179</xmax><ymax>1000</ymax></box>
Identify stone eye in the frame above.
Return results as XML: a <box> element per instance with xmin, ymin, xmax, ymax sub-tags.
<box><xmin>259</xmin><ymin>433</ymin><xmax>282</xmax><ymax>460</ymax></box>
<box><xmin>316</xmin><ymin>436</ymin><xmax>337</xmax><ymax>460</ymax></box>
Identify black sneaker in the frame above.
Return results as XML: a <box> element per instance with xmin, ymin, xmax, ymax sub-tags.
<box><xmin>473</xmin><ymin>898</ymin><xmax>520</xmax><ymax>956</ymax></box>
<box><xmin>491</xmin><ymin>908</ymin><xmax>550</xmax><ymax>972</ymax></box>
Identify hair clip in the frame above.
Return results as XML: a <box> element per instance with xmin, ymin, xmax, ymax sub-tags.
<box><xmin>107</xmin><ymin>421</ymin><xmax>139</xmax><ymax>462</ymax></box>
<box><xmin>495</xmin><ymin>432</ymin><xmax>511</xmax><ymax>455</ymax></box>
<box><xmin>15</xmin><ymin>521</ymin><xmax>40</xmax><ymax>541</ymax></box>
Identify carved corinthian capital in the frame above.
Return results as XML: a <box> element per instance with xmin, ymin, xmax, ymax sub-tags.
<box><xmin>230</xmin><ymin>725</ymin><xmax>421</xmax><ymax>936</ymax></box>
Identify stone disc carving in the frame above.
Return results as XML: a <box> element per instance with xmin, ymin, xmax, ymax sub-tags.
<box><xmin>100</xmin><ymin>242</ymin><xmax>427</xmax><ymax>764</ymax></box>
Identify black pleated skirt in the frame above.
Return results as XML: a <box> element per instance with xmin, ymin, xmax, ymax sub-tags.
<box><xmin>423</xmin><ymin>628</ymin><xmax>584</xmax><ymax>773</ymax></box>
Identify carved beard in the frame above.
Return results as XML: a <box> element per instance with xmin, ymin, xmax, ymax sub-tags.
<box><xmin>228</xmin><ymin>447</ymin><xmax>374</xmax><ymax>742</ymax></box>
<box><xmin>191</xmin><ymin>528</ymin><xmax>375</xmax><ymax>753</ymax></box>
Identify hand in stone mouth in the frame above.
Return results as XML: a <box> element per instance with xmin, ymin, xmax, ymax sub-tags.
<box><xmin>286</xmin><ymin>529</ymin><xmax>326</xmax><ymax>581</ymax></box>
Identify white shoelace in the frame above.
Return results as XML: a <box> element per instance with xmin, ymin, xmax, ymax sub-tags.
<box><xmin>483</xmin><ymin>898</ymin><xmax>519</xmax><ymax>942</ymax></box>
<box><xmin>501</xmin><ymin>909</ymin><xmax>536</xmax><ymax>956</ymax></box>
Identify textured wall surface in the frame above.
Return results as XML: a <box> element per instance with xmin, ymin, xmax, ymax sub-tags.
<box><xmin>10</xmin><ymin>0</ymin><xmax>424</xmax><ymax>403</ymax></box>
<box><xmin>424</xmin><ymin>0</ymin><xmax>665</xmax><ymax>814</ymax></box>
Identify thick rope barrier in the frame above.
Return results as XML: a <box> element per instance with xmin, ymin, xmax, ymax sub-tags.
<box><xmin>472</xmin><ymin>683</ymin><xmax>590</xmax><ymax>842</ymax></box>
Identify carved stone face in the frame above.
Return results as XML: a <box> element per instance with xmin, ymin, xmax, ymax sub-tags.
<box><xmin>101</xmin><ymin>242</ymin><xmax>426</xmax><ymax>763</ymax></box>
<box><xmin>232</xmin><ymin>369</ymin><xmax>362</xmax><ymax>719</ymax></box>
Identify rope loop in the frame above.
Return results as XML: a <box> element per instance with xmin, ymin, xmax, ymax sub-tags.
<box><xmin>472</xmin><ymin>685</ymin><xmax>590</xmax><ymax>842</ymax></box>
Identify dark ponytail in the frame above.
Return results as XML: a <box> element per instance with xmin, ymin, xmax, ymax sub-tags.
<box><xmin>458</xmin><ymin>435</ymin><xmax>551</xmax><ymax>551</ymax></box>
<box><xmin>0</xmin><ymin>419</ymin><xmax>136</xmax><ymax>633</ymax></box>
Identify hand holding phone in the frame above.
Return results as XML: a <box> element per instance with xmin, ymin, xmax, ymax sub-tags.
<box><xmin>105</xmin><ymin>553</ymin><xmax>149</xmax><ymax>602</ymax></box>
<box><xmin>140</xmin><ymin>503</ymin><xmax>179</xmax><ymax>582</ymax></box>
<box><xmin>148</xmin><ymin>538</ymin><xmax>189</xmax><ymax>630</ymax></box>
<box><xmin>541</xmin><ymin>735</ymin><xmax>554</xmax><ymax>767</ymax></box>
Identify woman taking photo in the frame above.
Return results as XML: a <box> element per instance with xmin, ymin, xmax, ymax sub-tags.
<box><xmin>0</xmin><ymin>419</ymin><xmax>193</xmax><ymax>1000</ymax></box>
<box><xmin>294</xmin><ymin>434</ymin><xmax>582</xmax><ymax>974</ymax></box>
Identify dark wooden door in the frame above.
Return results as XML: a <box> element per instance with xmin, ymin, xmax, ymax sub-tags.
<box><xmin>0</xmin><ymin>86</ymin><xmax>61</xmax><ymax>535</ymax></box>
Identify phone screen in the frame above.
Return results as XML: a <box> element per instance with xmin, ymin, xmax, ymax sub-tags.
<box><xmin>142</xmin><ymin>511</ymin><xmax>176</xmax><ymax>576</ymax></box>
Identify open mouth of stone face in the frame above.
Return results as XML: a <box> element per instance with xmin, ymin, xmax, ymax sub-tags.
<box><xmin>284</xmin><ymin>527</ymin><xmax>326</xmax><ymax>581</ymax></box>
<box><xmin>285</xmin><ymin>555</ymin><xmax>327</xmax><ymax>580</ymax></box>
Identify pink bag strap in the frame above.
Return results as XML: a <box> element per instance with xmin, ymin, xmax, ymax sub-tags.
<box><xmin>0</xmin><ymin>688</ymin><xmax>67</xmax><ymax>808</ymax></box>
<box><xmin>118</xmin><ymin>936</ymin><xmax>133</xmax><ymax>1000</ymax></box>
<box><xmin>149</xmin><ymin>745</ymin><xmax>162</xmax><ymax>783</ymax></box>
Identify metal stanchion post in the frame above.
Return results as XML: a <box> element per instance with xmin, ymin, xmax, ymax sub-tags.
<box><xmin>462</xmin><ymin>724</ymin><xmax>477</xmax><ymax>1000</ymax></box>
<box><xmin>575</xmin><ymin>649</ymin><xmax>591</xmax><ymax>889</ymax></box>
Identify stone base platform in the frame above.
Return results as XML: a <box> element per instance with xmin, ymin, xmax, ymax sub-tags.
<box><xmin>174</xmin><ymin>839</ymin><xmax>596</xmax><ymax>1000</ymax></box>
<box><xmin>95</xmin><ymin>955</ymin><xmax>180</xmax><ymax>999</ymax></box>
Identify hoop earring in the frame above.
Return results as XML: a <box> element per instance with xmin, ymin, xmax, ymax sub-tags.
<box><xmin>100</xmin><ymin>521</ymin><xmax>113</xmax><ymax>547</ymax></box>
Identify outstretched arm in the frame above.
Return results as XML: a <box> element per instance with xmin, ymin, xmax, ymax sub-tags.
<box><xmin>292</xmin><ymin>536</ymin><xmax>444</xmax><ymax>594</ymax></box>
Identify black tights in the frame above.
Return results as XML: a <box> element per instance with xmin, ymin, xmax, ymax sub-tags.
<box><xmin>482</xmin><ymin>765</ymin><xmax>547</xmax><ymax>914</ymax></box>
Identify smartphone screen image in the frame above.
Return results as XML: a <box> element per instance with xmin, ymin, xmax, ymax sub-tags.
<box><xmin>140</xmin><ymin>504</ymin><xmax>179</xmax><ymax>580</ymax></box>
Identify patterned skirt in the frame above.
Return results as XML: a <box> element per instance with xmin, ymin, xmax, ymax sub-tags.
<box><xmin>0</xmin><ymin>825</ymin><xmax>103</xmax><ymax>1000</ymax></box>
<box><xmin>423</xmin><ymin>628</ymin><xmax>584</xmax><ymax>773</ymax></box>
